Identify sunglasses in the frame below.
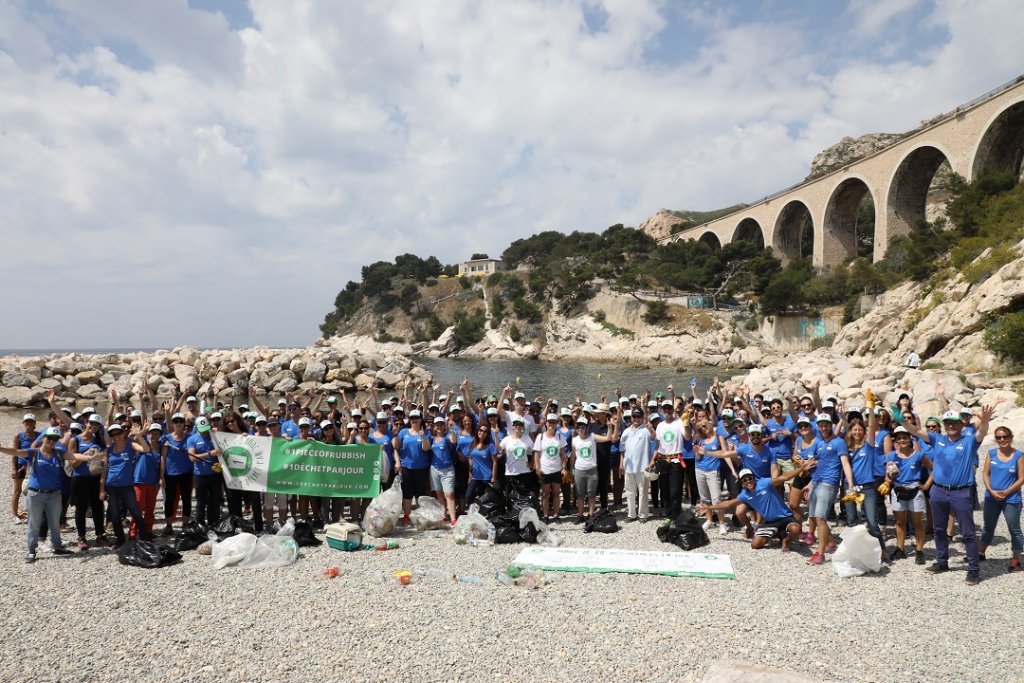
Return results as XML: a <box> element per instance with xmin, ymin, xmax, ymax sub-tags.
<box><xmin>995</xmin><ymin>435</ymin><xmax>1012</xmax><ymax>441</ymax></box>
<box><xmin>800</xmin><ymin>403</ymin><xmax>813</xmax><ymax>409</ymax></box>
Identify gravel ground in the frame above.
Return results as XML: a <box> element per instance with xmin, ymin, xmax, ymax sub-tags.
<box><xmin>0</xmin><ymin>409</ymin><xmax>1019</xmax><ymax>683</ymax></box>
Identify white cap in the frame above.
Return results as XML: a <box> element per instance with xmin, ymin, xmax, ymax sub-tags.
<box><xmin>171</xmin><ymin>412</ymin><xmax>185</xmax><ymax>421</ymax></box>
<box><xmin>628</xmin><ymin>393</ymin><xmax>638</xmax><ymax>400</ymax></box>
<box><xmin>42</xmin><ymin>427</ymin><xmax>61</xmax><ymax>438</ymax></box>
<box><xmin>186</xmin><ymin>396</ymin><xmax>197</xmax><ymax>402</ymax></box>
<box><xmin>433</xmin><ymin>417</ymin><xmax>446</xmax><ymax>424</ymax></box>
<box><xmin>81</xmin><ymin>406</ymin><xmax>95</xmax><ymax>414</ymax></box>
<box><xmin>815</xmin><ymin>413</ymin><xmax>833</xmax><ymax>423</ymax></box>
<box><xmin>113</xmin><ymin>413</ymin><xmax>125</xmax><ymax>420</ymax></box>
<box><xmin>892</xmin><ymin>426</ymin><xmax>911</xmax><ymax>436</ymax></box>
<box><xmin>255</xmin><ymin>414</ymin><xmax>268</xmax><ymax>424</ymax></box>
<box><xmin>107</xmin><ymin>423</ymin><xmax>123</xmax><ymax>433</ymax></box>
<box><xmin>319</xmin><ymin>420</ymin><xmax>333</xmax><ymax>429</ymax></box>
<box><xmin>148</xmin><ymin>423</ymin><xmax>163</xmax><ymax>433</ymax></box>
<box><xmin>376</xmin><ymin>411</ymin><xmax>388</xmax><ymax>420</ymax></box>
<box><xmin>559</xmin><ymin>408</ymin><xmax>572</xmax><ymax>417</ymax></box>
<box><xmin>409</xmin><ymin>410</ymin><xmax>422</xmax><ymax>418</ymax></box>
<box><xmin>69</xmin><ymin>422</ymin><xmax>84</xmax><ymax>432</ymax></box>
<box><xmin>941</xmin><ymin>411</ymin><xmax>963</xmax><ymax>422</ymax></box>
<box><xmin>351</xmin><ymin>409</ymin><xmax>362</xmax><ymax>416</ymax></box>
<box><xmin>277</xmin><ymin>398</ymin><xmax>287</xmax><ymax>405</ymax></box>
<box><xmin>511</xmin><ymin>416</ymin><xmax>525</xmax><ymax>426</ymax></box>
<box><xmin>514</xmin><ymin>392</ymin><xmax>526</xmax><ymax>400</ymax></box>
<box><xmin>88</xmin><ymin>415</ymin><xmax>103</xmax><ymax>425</ymax></box>
<box><xmin>738</xmin><ymin>469</ymin><xmax>754</xmax><ymax>480</ymax></box>
<box><xmin>238</xmin><ymin>403</ymin><xmax>249</xmax><ymax>411</ymax></box>
<box><xmin>346</xmin><ymin>421</ymin><xmax>357</xmax><ymax>429</ymax></box>
<box><xmin>298</xmin><ymin>417</ymin><xmax>312</xmax><ymax>427</ymax></box>
<box><xmin>747</xmin><ymin>424</ymin><xmax>764</xmax><ymax>434</ymax></box>
<box><xmin>195</xmin><ymin>417</ymin><xmax>211</xmax><ymax>433</ymax></box>
<box><xmin>486</xmin><ymin>407</ymin><xmax>498</xmax><ymax>416</ymax></box>
<box><xmin>575</xmin><ymin>418</ymin><xmax>588</xmax><ymax>425</ymax></box>
<box><xmin>209</xmin><ymin>412</ymin><xmax>223</xmax><ymax>420</ymax></box>
<box><xmin>692</xmin><ymin>399</ymin><xmax>704</xmax><ymax>408</ymax></box>
<box><xmin>22</xmin><ymin>413</ymin><xmax>36</xmax><ymax>422</ymax></box>
<box><xmin>822</xmin><ymin>400</ymin><xmax>837</xmax><ymax>409</ymax></box>
<box><xmin>428</xmin><ymin>403</ymin><xmax>439</xmax><ymax>410</ymax></box>
<box><xmin>130</xmin><ymin>409</ymin><xmax>142</xmax><ymax>418</ymax></box>
<box><xmin>545</xmin><ymin>413</ymin><xmax>558</xmax><ymax>421</ymax></box>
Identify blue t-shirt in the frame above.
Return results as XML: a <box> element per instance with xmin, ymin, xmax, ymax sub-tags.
<box><xmin>795</xmin><ymin>436</ymin><xmax>820</xmax><ymax>461</ymax></box>
<box><xmin>456</xmin><ymin>433</ymin><xmax>474</xmax><ymax>460</ymax></box>
<box><xmin>986</xmin><ymin>448</ymin><xmax>1023</xmax><ymax>504</ymax></box>
<box><xmin>848</xmin><ymin>442</ymin><xmax>880</xmax><ymax>486</ymax></box>
<box><xmin>162</xmin><ymin>434</ymin><xmax>192</xmax><ymax>477</ymax></box>
<box><xmin>470</xmin><ymin>444</ymin><xmax>497</xmax><ymax>480</ymax></box>
<box><xmin>872</xmin><ymin>428</ymin><xmax>890</xmax><ymax>476</ymax></box>
<box><xmin>134</xmin><ymin>444</ymin><xmax>161</xmax><ymax>485</ymax></box>
<box><xmin>766</xmin><ymin>416</ymin><xmax>795</xmax><ymax>461</ymax></box>
<box><xmin>186</xmin><ymin>433</ymin><xmax>217</xmax><ymax>476</ymax></box>
<box><xmin>16</xmin><ymin>431</ymin><xmax>39</xmax><ymax>466</ymax></box>
<box><xmin>69</xmin><ymin>436</ymin><xmax>101</xmax><ymax>477</ymax></box>
<box><xmin>27</xmin><ymin>445</ymin><xmax>66</xmax><ymax>490</ymax></box>
<box><xmin>926</xmin><ymin>432</ymin><xmax>978</xmax><ymax>487</ymax></box>
<box><xmin>886</xmin><ymin>450</ymin><xmax>927</xmax><ymax>487</ymax></box>
<box><xmin>737</xmin><ymin>442</ymin><xmax>773</xmax><ymax>478</ymax></box>
<box><xmin>430</xmin><ymin>436</ymin><xmax>454</xmax><ymax>470</ymax></box>
<box><xmin>369</xmin><ymin>432</ymin><xmax>394</xmax><ymax>462</ymax></box>
<box><xmin>696</xmin><ymin>436</ymin><xmax>723</xmax><ymax>472</ymax></box>
<box><xmin>280</xmin><ymin>420</ymin><xmax>300</xmax><ymax>440</ymax></box>
<box><xmin>811</xmin><ymin>436</ymin><xmax>849</xmax><ymax>486</ymax></box>
<box><xmin>396</xmin><ymin>428</ymin><xmax>430</xmax><ymax>470</ymax></box>
<box><xmin>737</xmin><ymin>477</ymin><xmax>792</xmax><ymax>523</ymax></box>
<box><xmin>105</xmin><ymin>443</ymin><xmax>137</xmax><ymax>487</ymax></box>
<box><xmin>557</xmin><ymin>426</ymin><xmax>573</xmax><ymax>456</ymax></box>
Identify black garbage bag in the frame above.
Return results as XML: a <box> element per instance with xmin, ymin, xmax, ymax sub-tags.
<box><xmin>173</xmin><ymin>521</ymin><xmax>209</xmax><ymax>552</ymax></box>
<box><xmin>476</xmin><ymin>483</ymin><xmax>506</xmax><ymax>519</ymax></box>
<box><xmin>212</xmin><ymin>514</ymin><xmax>255</xmax><ymax>541</ymax></box>
<box><xmin>584</xmin><ymin>509</ymin><xmax>619</xmax><ymax>534</ymax></box>
<box><xmin>117</xmin><ymin>539</ymin><xmax>183</xmax><ymax>568</ymax></box>
<box><xmin>656</xmin><ymin>508</ymin><xmax>710</xmax><ymax>551</ymax></box>
<box><xmin>292</xmin><ymin>520</ymin><xmax>322</xmax><ymax>546</ymax></box>
<box><xmin>519</xmin><ymin>521</ymin><xmax>539</xmax><ymax>543</ymax></box>
<box><xmin>506</xmin><ymin>476</ymin><xmax>539</xmax><ymax>513</ymax></box>
<box><xmin>494</xmin><ymin>523</ymin><xmax>522</xmax><ymax>544</ymax></box>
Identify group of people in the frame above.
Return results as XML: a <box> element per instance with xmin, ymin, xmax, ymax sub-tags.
<box><xmin>6</xmin><ymin>375</ymin><xmax>1022</xmax><ymax>584</ymax></box>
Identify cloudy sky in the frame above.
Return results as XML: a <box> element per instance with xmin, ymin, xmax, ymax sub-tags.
<box><xmin>2</xmin><ymin>0</ymin><xmax>1022</xmax><ymax>350</ymax></box>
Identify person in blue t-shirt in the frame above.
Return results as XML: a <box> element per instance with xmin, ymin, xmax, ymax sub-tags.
<box><xmin>428</xmin><ymin>416</ymin><xmax>459</xmax><ymax>524</ymax></box>
<box><xmin>161</xmin><ymin>413</ymin><xmax>194</xmax><ymax>535</ymax></box>
<box><xmin>898</xmin><ymin>404</ymin><xmax>996</xmax><ymax>584</ymax></box>
<box><xmin>101</xmin><ymin>423</ymin><xmax>147</xmax><ymax>546</ymax></box>
<box><xmin>10</xmin><ymin>413</ymin><xmax>40</xmax><ymax>524</ymax></box>
<box><xmin>841</xmin><ymin>405</ymin><xmax>884</xmax><ymax>553</ymax></box>
<box><xmin>130</xmin><ymin>423</ymin><xmax>164</xmax><ymax>540</ymax></box>
<box><xmin>806</xmin><ymin>414</ymin><xmax>853</xmax><ymax>566</ymax></box>
<box><xmin>979</xmin><ymin>425</ymin><xmax>1023</xmax><ymax>572</ymax></box>
<box><xmin>698</xmin><ymin>466</ymin><xmax>811</xmax><ymax>552</ymax></box>
<box><xmin>884</xmin><ymin>426</ymin><xmax>933</xmax><ymax>564</ymax></box>
<box><xmin>186</xmin><ymin>416</ymin><xmax>223</xmax><ymax>527</ymax></box>
<box><xmin>466</xmin><ymin>424</ymin><xmax>498</xmax><ymax>505</ymax></box>
<box><xmin>392</xmin><ymin>410</ymin><xmax>432</xmax><ymax>524</ymax></box>
<box><xmin>1</xmin><ymin>427</ymin><xmax>74</xmax><ymax>562</ymax></box>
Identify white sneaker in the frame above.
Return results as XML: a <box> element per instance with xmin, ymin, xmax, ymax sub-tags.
<box><xmin>13</xmin><ymin>516</ymin><xmax>25</xmax><ymax>525</ymax></box>
<box><xmin>718</xmin><ymin>524</ymin><xmax>728</xmax><ymax>536</ymax></box>
<box><xmin>701</xmin><ymin>520</ymin><xmax>714</xmax><ymax>532</ymax></box>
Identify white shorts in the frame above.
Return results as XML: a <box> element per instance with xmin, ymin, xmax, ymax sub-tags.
<box><xmin>890</xmin><ymin>488</ymin><xmax>926</xmax><ymax>513</ymax></box>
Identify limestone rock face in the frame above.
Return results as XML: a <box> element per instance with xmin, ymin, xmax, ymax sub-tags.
<box><xmin>806</xmin><ymin>133</ymin><xmax>904</xmax><ymax>180</ymax></box>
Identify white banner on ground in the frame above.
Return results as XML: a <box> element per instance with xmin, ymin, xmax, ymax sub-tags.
<box><xmin>511</xmin><ymin>546</ymin><xmax>736</xmax><ymax>579</ymax></box>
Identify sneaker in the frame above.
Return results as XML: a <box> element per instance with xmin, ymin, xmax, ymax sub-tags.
<box><xmin>12</xmin><ymin>516</ymin><xmax>25</xmax><ymax>525</ymax></box>
<box><xmin>77</xmin><ymin>539</ymin><xmax>88</xmax><ymax>551</ymax></box>
<box><xmin>925</xmin><ymin>562</ymin><xmax>949</xmax><ymax>574</ymax></box>
<box><xmin>97</xmin><ymin>536</ymin><xmax>116</xmax><ymax>548</ymax></box>
<box><xmin>701</xmin><ymin>519</ymin><xmax>714</xmax><ymax>532</ymax></box>
<box><xmin>52</xmin><ymin>547</ymin><xmax>73</xmax><ymax>556</ymax></box>
<box><xmin>718</xmin><ymin>524</ymin><xmax>728</xmax><ymax>536</ymax></box>
<box><xmin>400</xmin><ymin>515</ymin><xmax>410</xmax><ymax>527</ymax></box>
<box><xmin>965</xmin><ymin>570</ymin><xmax>981</xmax><ymax>585</ymax></box>
<box><xmin>825</xmin><ymin>544</ymin><xmax>838</xmax><ymax>554</ymax></box>
<box><xmin>807</xmin><ymin>552</ymin><xmax>824</xmax><ymax>565</ymax></box>
<box><xmin>887</xmin><ymin>548</ymin><xmax>906</xmax><ymax>562</ymax></box>
<box><xmin>25</xmin><ymin>552</ymin><xmax>36</xmax><ymax>564</ymax></box>
<box><xmin>915</xmin><ymin>552</ymin><xmax>926</xmax><ymax>565</ymax></box>
<box><xmin>1009</xmin><ymin>558</ymin><xmax>1021</xmax><ymax>572</ymax></box>
<box><xmin>40</xmin><ymin>543</ymin><xmax>53</xmax><ymax>554</ymax></box>
<box><xmin>799</xmin><ymin>532</ymin><xmax>815</xmax><ymax>545</ymax></box>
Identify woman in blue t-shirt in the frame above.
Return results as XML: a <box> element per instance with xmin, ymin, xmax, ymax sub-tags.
<box><xmin>161</xmin><ymin>413</ymin><xmax>193</xmax><ymax>535</ymax></box>
<box><xmin>102</xmin><ymin>423</ymin><xmax>147</xmax><ymax>546</ymax></box>
<box><xmin>979</xmin><ymin>426</ymin><xmax>1024</xmax><ymax>571</ymax></box>
<box><xmin>465</xmin><ymin>424</ymin><xmax>498</xmax><ymax>505</ymax></box>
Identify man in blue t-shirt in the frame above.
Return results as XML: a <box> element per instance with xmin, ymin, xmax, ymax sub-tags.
<box><xmin>899</xmin><ymin>405</ymin><xmax>996</xmax><ymax>584</ymax></box>
<box><xmin>698</xmin><ymin>466</ymin><xmax>810</xmax><ymax>551</ymax></box>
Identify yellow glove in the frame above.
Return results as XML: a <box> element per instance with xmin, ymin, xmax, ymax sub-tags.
<box><xmin>865</xmin><ymin>388</ymin><xmax>876</xmax><ymax>411</ymax></box>
<box><xmin>841</xmin><ymin>491</ymin><xmax>864</xmax><ymax>505</ymax></box>
<box><xmin>877</xmin><ymin>481</ymin><xmax>891</xmax><ymax>496</ymax></box>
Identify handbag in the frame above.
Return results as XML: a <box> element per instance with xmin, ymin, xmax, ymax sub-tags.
<box><xmin>894</xmin><ymin>485</ymin><xmax>919</xmax><ymax>501</ymax></box>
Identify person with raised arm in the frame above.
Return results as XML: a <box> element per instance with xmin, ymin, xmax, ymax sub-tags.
<box><xmin>897</xmin><ymin>402</ymin><xmax>998</xmax><ymax>584</ymax></box>
<box><xmin>883</xmin><ymin>426</ymin><xmax>933</xmax><ymax>564</ymax></box>
<box><xmin>805</xmin><ymin>413</ymin><xmax>854</xmax><ymax>566</ymax></box>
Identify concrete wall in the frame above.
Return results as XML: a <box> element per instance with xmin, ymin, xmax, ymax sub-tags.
<box><xmin>760</xmin><ymin>308</ymin><xmax>845</xmax><ymax>352</ymax></box>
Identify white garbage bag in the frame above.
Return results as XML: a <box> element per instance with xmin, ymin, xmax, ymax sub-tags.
<box><xmin>212</xmin><ymin>533</ymin><xmax>258</xmax><ymax>569</ymax></box>
<box><xmin>832</xmin><ymin>525</ymin><xmax>883</xmax><ymax>578</ymax></box>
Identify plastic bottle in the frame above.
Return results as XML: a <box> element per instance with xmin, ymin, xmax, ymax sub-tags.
<box><xmin>495</xmin><ymin>571</ymin><xmax>515</xmax><ymax>586</ymax></box>
<box><xmin>373</xmin><ymin>570</ymin><xmax>386</xmax><ymax>583</ymax></box>
<box><xmin>393</xmin><ymin>570</ymin><xmax>415</xmax><ymax>585</ymax></box>
<box><xmin>374</xmin><ymin>541</ymin><xmax>400</xmax><ymax>551</ymax></box>
<box><xmin>414</xmin><ymin>567</ymin><xmax>451</xmax><ymax>581</ymax></box>
<box><xmin>322</xmin><ymin>566</ymin><xmax>340</xmax><ymax>579</ymax></box>
<box><xmin>456</xmin><ymin>575</ymin><xmax>483</xmax><ymax>584</ymax></box>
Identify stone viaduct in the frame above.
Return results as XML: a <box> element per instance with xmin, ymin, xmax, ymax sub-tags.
<box><xmin>661</xmin><ymin>75</ymin><xmax>1024</xmax><ymax>268</ymax></box>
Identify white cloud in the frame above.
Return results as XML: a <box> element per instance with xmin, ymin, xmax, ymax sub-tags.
<box><xmin>0</xmin><ymin>0</ymin><xmax>1023</xmax><ymax>348</ymax></box>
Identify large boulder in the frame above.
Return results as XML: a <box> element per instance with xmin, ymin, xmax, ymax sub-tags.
<box><xmin>76</xmin><ymin>384</ymin><xmax>103</xmax><ymax>398</ymax></box>
<box><xmin>177</xmin><ymin>347</ymin><xmax>199</xmax><ymax>365</ymax></box>
<box><xmin>47</xmin><ymin>357</ymin><xmax>76</xmax><ymax>375</ymax></box>
<box><xmin>76</xmin><ymin>369</ymin><xmax>102</xmax><ymax>384</ymax></box>
<box><xmin>2</xmin><ymin>371</ymin><xmax>33</xmax><ymax>388</ymax></box>
<box><xmin>273</xmin><ymin>377</ymin><xmax>298</xmax><ymax>394</ymax></box>
<box><xmin>173</xmin><ymin>364</ymin><xmax>199</xmax><ymax>395</ymax></box>
<box><xmin>0</xmin><ymin>386</ymin><xmax>34</xmax><ymax>406</ymax></box>
<box><xmin>302</xmin><ymin>360</ymin><xmax>327</xmax><ymax>383</ymax></box>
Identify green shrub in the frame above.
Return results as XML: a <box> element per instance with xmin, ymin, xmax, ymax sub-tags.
<box><xmin>512</xmin><ymin>297</ymin><xmax>542</xmax><ymax>324</ymax></box>
<box><xmin>486</xmin><ymin>271</ymin><xmax>504</xmax><ymax>287</ymax></box>
<box><xmin>427</xmin><ymin>313</ymin><xmax>447</xmax><ymax>339</ymax></box>
<box><xmin>730</xmin><ymin>333</ymin><xmax>747</xmax><ymax>349</ymax></box>
<box><xmin>984</xmin><ymin>311</ymin><xmax>1024</xmax><ymax>365</ymax></box>
<box><xmin>451</xmin><ymin>310</ymin><xmax>487</xmax><ymax>350</ymax></box>
<box><xmin>743</xmin><ymin>315</ymin><xmax>760</xmax><ymax>331</ymax></box>
<box><xmin>591</xmin><ymin>310</ymin><xmax>606</xmax><ymax>323</ymax></box>
<box><xmin>458</xmin><ymin>276</ymin><xmax>472</xmax><ymax>290</ymax></box>
<box><xmin>810</xmin><ymin>333</ymin><xmax>835</xmax><ymax>350</ymax></box>
<box><xmin>1014</xmin><ymin>382</ymin><xmax>1024</xmax><ymax>407</ymax></box>
<box><xmin>509</xmin><ymin>323</ymin><xmax>522</xmax><ymax>342</ymax></box>
<box><xmin>642</xmin><ymin>300</ymin><xmax>669</xmax><ymax>324</ymax></box>
<box><xmin>424</xmin><ymin>278</ymin><xmax>438</xmax><ymax>287</ymax></box>
<box><xmin>920</xmin><ymin>361</ymin><xmax>944</xmax><ymax>370</ymax></box>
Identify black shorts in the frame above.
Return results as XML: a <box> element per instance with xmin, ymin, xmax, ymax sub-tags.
<box><xmin>791</xmin><ymin>475</ymin><xmax>811</xmax><ymax>490</ymax></box>
<box><xmin>755</xmin><ymin>516</ymin><xmax>797</xmax><ymax>539</ymax></box>
<box><xmin>541</xmin><ymin>472</ymin><xmax>562</xmax><ymax>485</ymax></box>
<box><xmin>400</xmin><ymin>467</ymin><xmax>431</xmax><ymax>499</ymax></box>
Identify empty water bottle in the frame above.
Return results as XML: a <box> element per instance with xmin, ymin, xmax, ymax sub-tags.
<box><xmin>414</xmin><ymin>567</ymin><xmax>451</xmax><ymax>581</ymax></box>
<box><xmin>495</xmin><ymin>571</ymin><xmax>515</xmax><ymax>586</ymax></box>
<box><xmin>456</xmin><ymin>575</ymin><xmax>483</xmax><ymax>584</ymax></box>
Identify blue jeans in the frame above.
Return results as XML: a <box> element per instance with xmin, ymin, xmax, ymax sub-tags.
<box><xmin>106</xmin><ymin>485</ymin><xmax>146</xmax><ymax>544</ymax></box>
<box><xmin>980</xmin><ymin>498</ymin><xmax>1023</xmax><ymax>553</ymax></box>
<box><xmin>931</xmin><ymin>486</ymin><xmax>979</xmax><ymax>570</ymax></box>
<box><xmin>843</xmin><ymin>480</ymin><xmax>885</xmax><ymax>550</ymax></box>
<box><xmin>26</xmin><ymin>489</ymin><xmax>65</xmax><ymax>553</ymax></box>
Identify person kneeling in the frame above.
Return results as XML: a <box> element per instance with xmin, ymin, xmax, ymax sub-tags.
<box><xmin>697</xmin><ymin>467</ymin><xmax>809</xmax><ymax>552</ymax></box>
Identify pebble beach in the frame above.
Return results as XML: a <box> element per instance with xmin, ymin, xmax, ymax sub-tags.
<box><xmin>0</xmin><ymin>409</ymin><xmax>1018</xmax><ymax>683</ymax></box>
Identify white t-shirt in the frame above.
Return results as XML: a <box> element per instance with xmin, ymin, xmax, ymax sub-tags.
<box><xmin>500</xmin><ymin>434</ymin><xmax>534</xmax><ymax>476</ymax></box>
<box><xmin>572</xmin><ymin>435</ymin><xmax>598</xmax><ymax>472</ymax></box>
<box><xmin>656</xmin><ymin>419</ymin><xmax>684</xmax><ymax>456</ymax></box>
<box><xmin>534</xmin><ymin>432</ymin><xmax>567</xmax><ymax>475</ymax></box>
<box><xmin>620</xmin><ymin>425</ymin><xmax>652</xmax><ymax>474</ymax></box>
<box><xmin>504</xmin><ymin>410</ymin><xmax>537</xmax><ymax>437</ymax></box>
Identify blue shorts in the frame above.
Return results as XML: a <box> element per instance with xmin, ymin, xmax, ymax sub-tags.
<box><xmin>808</xmin><ymin>482</ymin><xmax>837</xmax><ymax>519</ymax></box>
<box><xmin>430</xmin><ymin>466</ymin><xmax>455</xmax><ymax>494</ymax></box>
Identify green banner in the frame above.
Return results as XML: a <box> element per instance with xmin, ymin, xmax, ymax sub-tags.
<box><xmin>212</xmin><ymin>433</ymin><xmax>382</xmax><ymax>498</ymax></box>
